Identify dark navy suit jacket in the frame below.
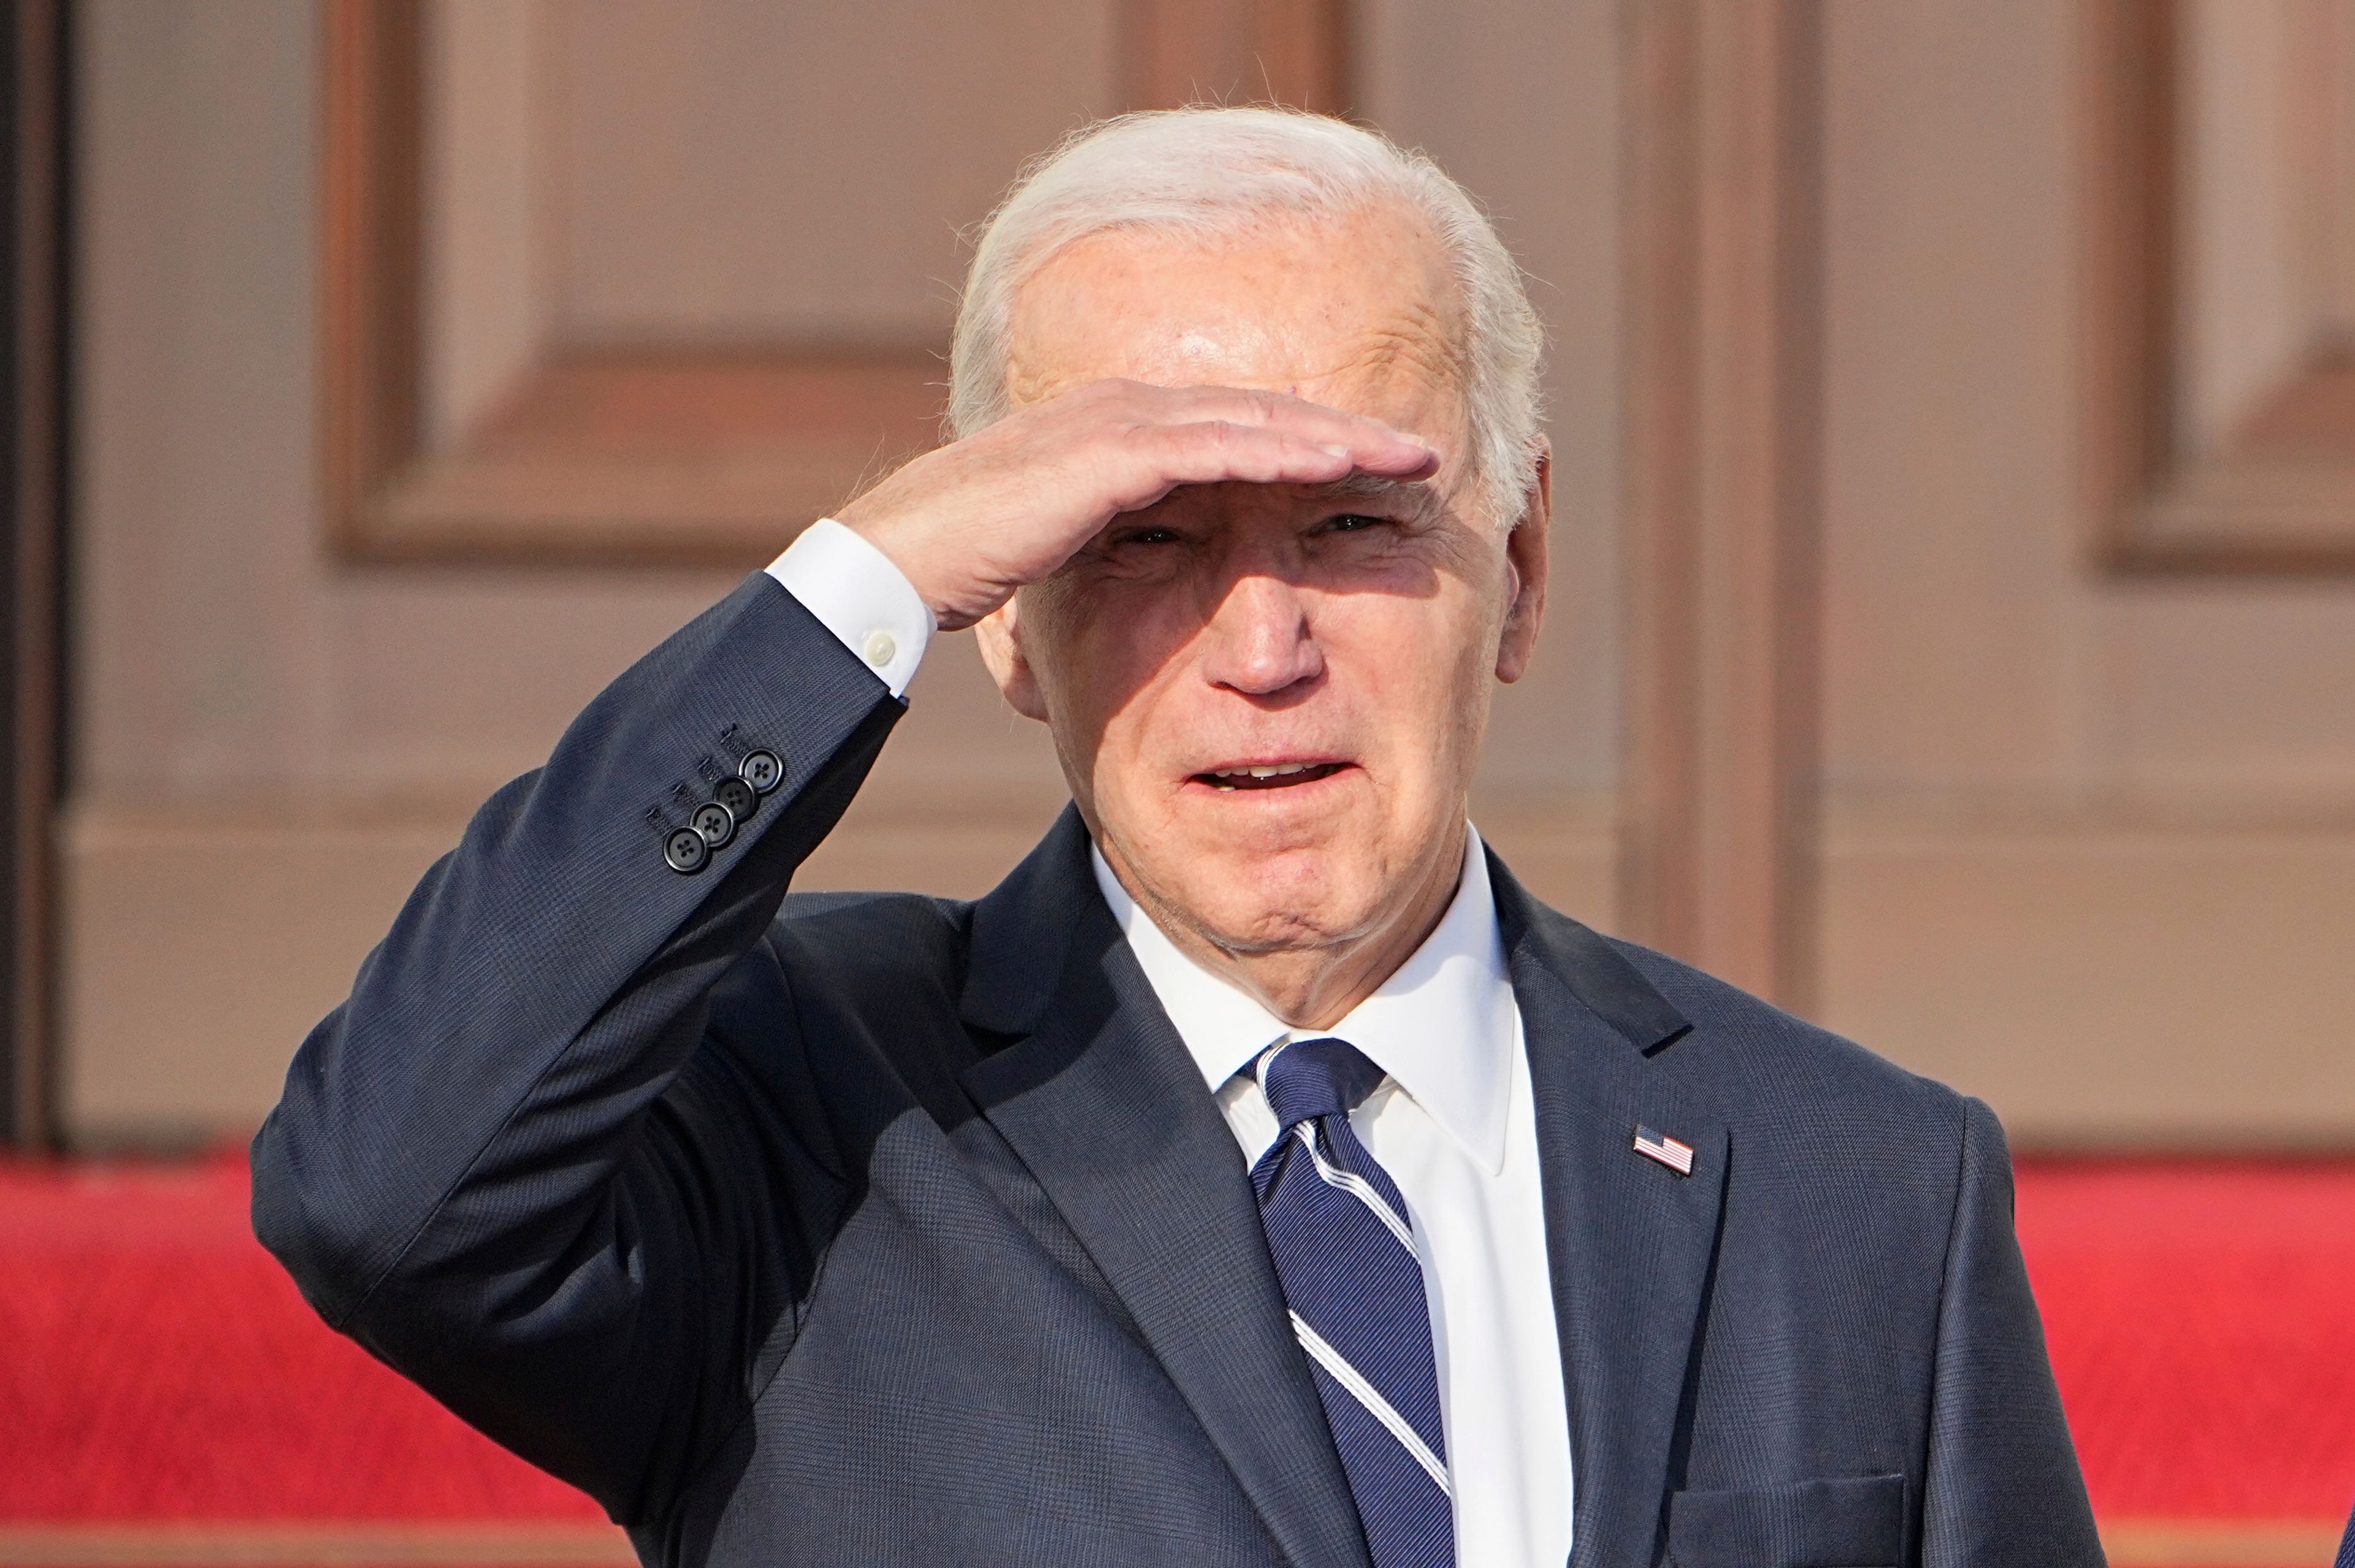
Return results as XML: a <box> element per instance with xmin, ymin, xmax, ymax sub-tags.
<box><xmin>253</xmin><ymin>574</ymin><xmax>2104</xmax><ymax>1567</ymax></box>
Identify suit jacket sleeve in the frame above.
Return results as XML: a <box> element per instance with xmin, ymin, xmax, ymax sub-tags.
<box><xmin>1920</xmin><ymin>1096</ymin><xmax>2106</xmax><ymax>1564</ymax></box>
<box><xmin>250</xmin><ymin>573</ymin><xmax>905</xmax><ymax>1524</ymax></box>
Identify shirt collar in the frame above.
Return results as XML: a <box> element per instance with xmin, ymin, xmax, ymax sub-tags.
<box><xmin>1090</xmin><ymin>823</ymin><xmax>1516</xmax><ymax>1174</ymax></box>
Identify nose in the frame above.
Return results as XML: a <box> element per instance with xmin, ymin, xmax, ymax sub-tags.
<box><xmin>1200</xmin><ymin>569</ymin><xmax>1325</xmax><ymax>698</ymax></box>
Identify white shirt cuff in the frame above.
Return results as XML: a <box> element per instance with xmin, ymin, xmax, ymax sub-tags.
<box><xmin>767</xmin><ymin>519</ymin><xmax>934</xmax><ymax>698</ymax></box>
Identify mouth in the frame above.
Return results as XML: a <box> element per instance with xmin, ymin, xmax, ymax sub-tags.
<box><xmin>1188</xmin><ymin>760</ymin><xmax>1355</xmax><ymax>792</ymax></box>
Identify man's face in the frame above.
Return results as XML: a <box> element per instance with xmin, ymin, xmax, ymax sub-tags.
<box><xmin>980</xmin><ymin>204</ymin><xmax>1549</xmax><ymax>978</ymax></box>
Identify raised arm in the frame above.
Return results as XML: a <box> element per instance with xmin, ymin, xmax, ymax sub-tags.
<box><xmin>251</xmin><ymin>576</ymin><xmax>906</xmax><ymax>1516</ymax></box>
<box><xmin>250</xmin><ymin>380</ymin><xmax>1438</xmax><ymax>1523</ymax></box>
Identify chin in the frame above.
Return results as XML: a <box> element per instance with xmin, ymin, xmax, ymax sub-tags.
<box><xmin>1170</xmin><ymin>843</ymin><xmax>1381</xmax><ymax>953</ymax></box>
<box><xmin>1098</xmin><ymin>773</ymin><xmax>1410</xmax><ymax>940</ymax></box>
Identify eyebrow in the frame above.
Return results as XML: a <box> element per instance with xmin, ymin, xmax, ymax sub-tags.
<box><xmin>1306</xmin><ymin>472</ymin><xmax>1451</xmax><ymax>519</ymax></box>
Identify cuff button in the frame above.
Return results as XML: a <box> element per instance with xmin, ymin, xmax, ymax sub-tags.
<box><xmin>739</xmin><ymin>749</ymin><xmax>784</xmax><ymax>794</ymax></box>
<box><xmin>863</xmin><ymin>630</ymin><xmax>897</xmax><ymax>668</ymax></box>
<box><xmin>691</xmin><ymin>801</ymin><xmax>737</xmax><ymax>849</ymax></box>
<box><xmin>663</xmin><ymin>827</ymin><xmax>711</xmax><ymax>874</ymax></box>
<box><xmin>714</xmin><ymin>775</ymin><xmax>758</xmax><ymax>822</ymax></box>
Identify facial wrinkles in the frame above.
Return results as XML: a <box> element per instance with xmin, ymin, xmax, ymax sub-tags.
<box><xmin>1329</xmin><ymin>299</ymin><xmax>1461</xmax><ymax>385</ymax></box>
<box><xmin>1000</xmin><ymin>208</ymin><xmax>1469</xmax><ymax>415</ymax></box>
<box><xmin>1003</xmin><ymin>313</ymin><xmax>1460</xmax><ymax>418</ymax></box>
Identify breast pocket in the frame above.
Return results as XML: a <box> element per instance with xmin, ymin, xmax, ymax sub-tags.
<box><xmin>1666</xmin><ymin>1474</ymin><xmax>1907</xmax><ymax>1568</ymax></box>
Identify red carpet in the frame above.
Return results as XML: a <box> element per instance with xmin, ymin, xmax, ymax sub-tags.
<box><xmin>0</xmin><ymin>1153</ymin><xmax>595</xmax><ymax>1523</ymax></box>
<box><xmin>2018</xmin><ymin>1161</ymin><xmax>2355</xmax><ymax>1525</ymax></box>
<box><xmin>3</xmin><ymin>1152</ymin><xmax>2351</xmax><ymax>1564</ymax></box>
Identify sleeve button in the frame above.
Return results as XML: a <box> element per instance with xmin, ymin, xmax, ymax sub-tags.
<box><xmin>739</xmin><ymin>749</ymin><xmax>784</xmax><ymax>794</ymax></box>
<box><xmin>664</xmin><ymin>827</ymin><xmax>711</xmax><ymax>874</ymax></box>
<box><xmin>863</xmin><ymin>630</ymin><xmax>897</xmax><ymax>668</ymax></box>
<box><xmin>690</xmin><ymin>801</ymin><xmax>737</xmax><ymax>849</ymax></box>
<box><xmin>714</xmin><ymin>775</ymin><xmax>758</xmax><ymax>822</ymax></box>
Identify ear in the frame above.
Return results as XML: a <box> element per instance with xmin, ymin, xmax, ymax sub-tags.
<box><xmin>975</xmin><ymin>593</ymin><xmax>1050</xmax><ymax>721</ymax></box>
<box><xmin>1495</xmin><ymin>444</ymin><xmax>1551</xmax><ymax>684</ymax></box>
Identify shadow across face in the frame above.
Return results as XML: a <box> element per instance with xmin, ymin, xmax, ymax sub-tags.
<box><xmin>980</xmin><ymin>207</ymin><xmax>1549</xmax><ymax>1019</ymax></box>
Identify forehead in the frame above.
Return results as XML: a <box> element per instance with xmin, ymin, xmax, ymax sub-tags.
<box><xmin>1001</xmin><ymin>204</ymin><xmax>1466</xmax><ymax>425</ymax></box>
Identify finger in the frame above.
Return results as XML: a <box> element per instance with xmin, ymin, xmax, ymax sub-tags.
<box><xmin>1108</xmin><ymin>421</ymin><xmax>1365</xmax><ymax>505</ymax></box>
<box><xmin>1129</xmin><ymin>383</ymin><xmax>1439</xmax><ymax>473</ymax></box>
<box><xmin>1182</xmin><ymin>384</ymin><xmax>1433</xmax><ymax>461</ymax></box>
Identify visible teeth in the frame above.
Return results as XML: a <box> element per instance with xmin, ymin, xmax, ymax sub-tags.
<box><xmin>1220</xmin><ymin>763</ymin><xmax>1312</xmax><ymax>779</ymax></box>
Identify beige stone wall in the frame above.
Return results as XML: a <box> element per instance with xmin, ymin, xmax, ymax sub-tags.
<box><xmin>1813</xmin><ymin>2</ymin><xmax>2355</xmax><ymax>1142</ymax></box>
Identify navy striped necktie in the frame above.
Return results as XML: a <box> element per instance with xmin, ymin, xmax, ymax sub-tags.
<box><xmin>1250</xmin><ymin>1037</ymin><xmax>1454</xmax><ymax>1568</ymax></box>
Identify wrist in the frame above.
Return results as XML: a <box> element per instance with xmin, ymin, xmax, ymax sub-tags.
<box><xmin>832</xmin><ymin>506</ymin><xmax>940</xmax><ymax>611</ymax></box>
<box><xmin>766</xmin><ymin>519</ymin><xmax>935</xmax><ymax>696</ymax></box>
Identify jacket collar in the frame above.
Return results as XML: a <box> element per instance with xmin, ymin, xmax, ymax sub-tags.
<box><xmin>957</xmin><ymin>806</ymin><xmax>1372</xmax><ymax>1568</ymax></box>
<box><xmin>958</xmin><ymin>805</ymin><xmax>1093</xmax><ymax>1038</ymax></box>
<box><xmin>1486</xmin><ymin>847</ymin><xmax>1723</xmax><ymax>1568</ymax></box>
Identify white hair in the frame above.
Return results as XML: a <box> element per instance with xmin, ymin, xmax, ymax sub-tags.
<box><xmin>948</xmin><ymin>107</ymin><xmax>1546</xmax><ymax>528</ymax></box>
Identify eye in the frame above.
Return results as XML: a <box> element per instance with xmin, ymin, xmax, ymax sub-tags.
<box><xmin>1322</xmin><ymin>513</ymin><xmax>1388</xmax><ymax>534</ymax></box>
<box><xmin>1116</xmin><ymin>526</ymin><xmax>1183</xmax><ymax>546</ymax></box>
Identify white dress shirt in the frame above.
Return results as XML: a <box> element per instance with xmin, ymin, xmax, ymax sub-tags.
<box><xmin>770</xmin><ymin>520</ymin><xmax>1576</xmax><ymax>1567</ymax></box>
<box><xmin>768</xmin><ymin>519</ymin><xmax>933</xmax><ymax>698</ymax></box>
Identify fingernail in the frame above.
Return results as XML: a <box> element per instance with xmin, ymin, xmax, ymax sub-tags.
<box><xmin>1317</xmin><ymin>442</ymin><xmax>1352</xmax><ymax>457</ymax></box>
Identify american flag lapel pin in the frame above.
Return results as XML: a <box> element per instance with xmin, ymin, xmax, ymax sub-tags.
<box><xmin>1633</xmin><ymin>1125</ymin><xmax>1695</xmax><ymax>1177</ymax></box>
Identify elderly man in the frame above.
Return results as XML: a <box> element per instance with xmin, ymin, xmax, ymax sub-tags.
<box><xmin>254</xmin><ymin>110</ymin><xmax>2100</xmax><ymax>1567</ymax></box>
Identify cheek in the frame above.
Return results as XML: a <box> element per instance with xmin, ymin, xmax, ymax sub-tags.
<box><xmin>1038</xmin><ymin>587</ymin><xmax>1200</xmax><ymax>762</ymax></box>
<box><xmin>1334</xmin><ymin>592</ymin><xmax>1494</xmax><ymax>769</ymax></box>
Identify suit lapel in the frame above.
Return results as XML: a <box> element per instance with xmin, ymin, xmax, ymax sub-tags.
<box><xmin>958</xmin><ymin>810</ymin><xmax>1370</xmax><ymax>1568</ymax></box>
<box><xmin>1490</xmin><ymin>857</ymin><xmax>1726</xmax><ymax>1568</ymax></box>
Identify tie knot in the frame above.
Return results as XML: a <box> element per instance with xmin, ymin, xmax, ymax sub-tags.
<box><xmin>1257</xmin><ymin>1037</ymin><xmax>1385</xmax><ymax>1131</ymax></box>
